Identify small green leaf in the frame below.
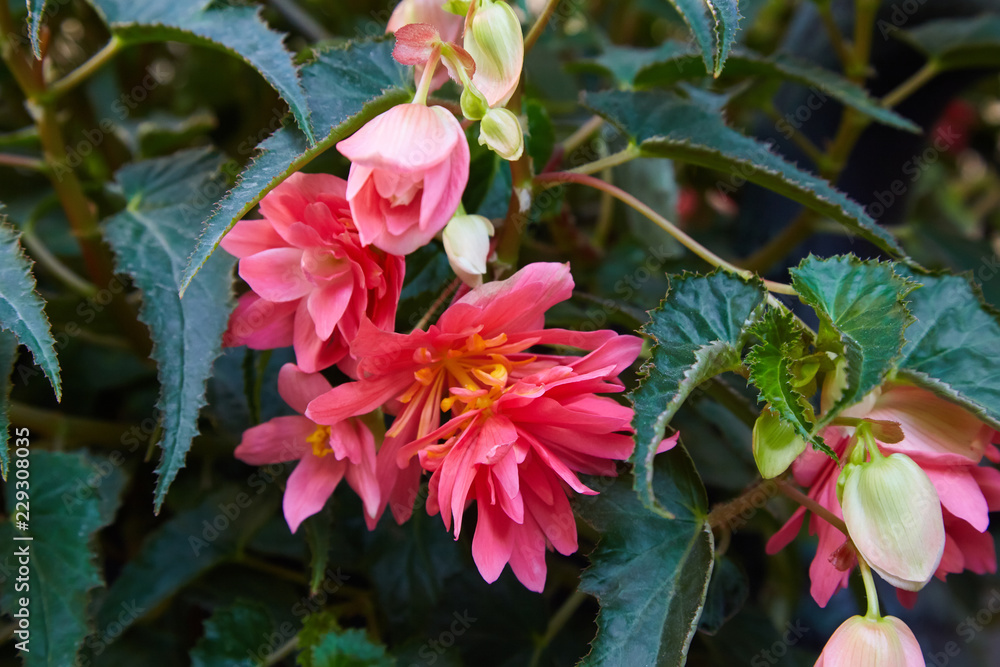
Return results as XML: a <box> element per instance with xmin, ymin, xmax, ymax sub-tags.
<box><xmin>26</xmin><ymin>0</ymin><xmax>49</xmax><ymax>58</ymax></box>
<box><xmin>585</xmin><ymin>90</ymin><xmax>908</xmax><ymax>258</ymax></box>
<box><xmin>578</xmin><ymin>444</ymin><xmax>713</xmax><ymax>666</ymax></box>
<box><xmin>630</xmin><ymin>270</ymin><xmax>766</xmax><ymax>516</ymax></box>
<box><xmin>746</xmin><ymin>309</ymin><xmax>816</xmax><ymax>446</ymax></box>
<box><xmin>0</xmin><ymin>330</ymin><xmax>18</xmax><ymax>478</ymax></box>
<box><xmin>180</xmin><ymin>38</ymin><xmax>410</xmax><ymax>293</ymax></box>
<box><xmin>102</xmin><ymin>148</ymin><xmax>236</xmax><ymax>510</ymax></box>
<box><xmin>895</xmin><ymin>269</ymin><xmax>1000</xmax><ymax>431</ymax></box>
<box><xmin>0</xmin><ymin>451</ymin><xmax>126</xmax><ymax>667</ymax></box>
<box><xmin>790</xmin><ymin>255</ymin><xmax>914</xmax><ymax>429</ymax></box>
<box><xmin>190</xmin><ymin>600</ymin><xmax>275</xmax><ymax>667</ymax></box>
<box><xmin>0</xmin><ymin>220</ymin><xmax>61</xmax><ymax>402</ymax></box>
<box><xmin>96</xmin><ymin>484</ymin><xmax>280</xmax><ymax>637</ymax></box>
<box><xmin>83</xmin><ymin>0</ymin><xmax>313</xmax><ymax>141</ymax></box>
<box><xmin>707</xmin><ymin>0</ymin><xmax>741</xmax><ymax>76</ymax></box>
<box><xmin>897</xmin><ymin>15</ymin><xmax>1000</xmax><ymax>70</ymax></box>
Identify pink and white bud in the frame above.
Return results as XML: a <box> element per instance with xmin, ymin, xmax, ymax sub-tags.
<box><xmin>841</xmin><ymin>451</ymin><xmax>945</xmax><ymax>591</ymax></box>
<box><xmin>337</xmin><ymin>103</ymin><xmax>470</xmax><ymax>256</ymax></box>
<box><xmin>815</xmin><ymin>615</ymin><xmax>924</xmax><ymax>666</ymax></box>
<box><xmin>442</xmin><ymin>214</ymin><xmax>494</xmax><ymax>286</ymax></box>
<box><xmin>464</xmin><ymin>0</ymin><xmax>524</xmax><ymax>107</ymax></box>
<box><xmin>393</xmin><ymin>23</ymin><xmax>442</xmax><ymax>65</ymax></box>
<box><xmin>478</xmin><ymin>107</ymin><xmax>523</xmax><ymax>160</ymax></box>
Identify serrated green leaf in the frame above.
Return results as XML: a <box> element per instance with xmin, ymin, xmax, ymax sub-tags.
<box><xmin>179</xmin><ymin>38</ymin><xmax>410</xmax><ymax>293</ymax></box>
<box><xmin>96</xmin><ymin>484</ymin><xmax>280</xmax><ymax>637</ymax></box>
<box><xmin>665</xmin><ymin>0</ymin><xmax>717</xmax><ymax>75</ymax></box>
<box><xmin>309</xmin><ymin>630</ymin><xmax>395</xmax><ymax>667</ymax></box>
<box><xmin>26</xmin><ymin>0</ymin><xmax>48</xmax><ymax>58</ymax></box>
<box><xmin>101</xmin><ymin>148</ymin><xmax>235</xmax><ymax>510</ymax></box>
<box><xmin>790</xmin><ymin>255</ymin><xmax>914</xmax><ymax>430</ymax></box>
<box><xmin>897</xmin><ymin>15</ymin><xmax>1000</xmax><ymax>70</ymax></box>
<box><xmin>707</xmin><ymin>0</ymin><xmax>741</xmax><ymax>75</ymax></box>
<box><xmin>0</xmin><ymin>330</ymin><xmax>17</xmax><ymax>478</ymax></box>
<box><xmin>746</xmin><ymin>309</ymin><xmax>815</xmax><ymax>441</ymax></box>
<box><xmin>894</xmin><ymin>269</ymin><xmax>1000</xmax><ymax>431</ymax></box>
<box><xmin>82</xmin><ymin>0</ymin><xmax>313</xmax><ymax>142</ymax></box>
<box><xmin>0</xmin><ymin>221</ymin><xmax>61</xmax><ymax>402</ymax></box>
<box><xmin>585</xmin><ymin>90</ymin><xmax>908</xmax><ymax>258</ymax></box>
<box><xmin>190</xmin><ymin>599</ymin><xmax>275</xmax><ymax>667</ymax></box>
<box><xmin>615</xmin><ymin>48</ymin><xmax>918</xmax><ymax>134</ymax></box>
<box><xmin>578</xmin><ymin>444</ymin><xmax>713</xmax><ymax>666</ymax></box>
<box><xmin>630</xmin><ymin>270</ymin><xmax>766</xmax><ymax>516</ymax></box>
<box><xmin>0</xmin><ymin>451</ymin><xmax>126</xmax><ymax>667</ymax></box>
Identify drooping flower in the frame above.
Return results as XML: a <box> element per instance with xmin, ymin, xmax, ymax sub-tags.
<box><xmin>222</xmin><ymin>172</ymin><xmax>404</xmax><ymax>373</ymax></box>
<box><xmin>305</xmin><ymin>262</ymin><xmax>667</xmax><ymax>590</ymax></box>
<box><xmin>337</xmin><ymin>103</ymin><xmax>470</xmax><ymax>256</ymax></box>
<box><xmin>815</xmin><ymin>615</ymin><xmax>924</xmax><ymax>667</ymax></box>
<box><xmin>767</xmin><ymin>383</ymin><xmax>1000</xmax><ymax>607</ymax></box>
<box><xmin>234</xmin><ymin>364</ymin><xmax>380</xmax><ymax>532</ymax></box>
<box><xmin>387</xmin><ymin>0</ymin><xmax>465</xmax><ymax>93</ymax></box>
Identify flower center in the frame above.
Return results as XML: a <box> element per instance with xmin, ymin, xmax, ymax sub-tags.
<box><xmin>307</xmin><ymin>425</ymin><xmax>332</xmax><ymax>457</ymax></box>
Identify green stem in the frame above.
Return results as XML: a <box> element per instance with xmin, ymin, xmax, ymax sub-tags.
<box><xmin>535</xmin><ymin>172</ymin><xmax>798</xmax><ymax>296</ymax></box>
<box><xmin>44</xmin><ymin>36</ymin><xmax>124</xmax><ymax>101</ymax></box>
<box><xmin>523</xmin><ymin>0</ymin><xmax>563</xmax><ymax>54</ymax></box>
<box><xmin>858</xmin><ymin>556</ymin><xmax>882</xmax><ymax>620</ymax></box>
<box><xmin>0</xmin><ymin>152</ymin><xmax>46</xmax><ymax>171</ymax></box>
<box><xmin>739</xmin><ymin>214</ymin><xmax>815</xmax><ymax>273</ymax></box>
<box><xmin>529</xmin><ymin>590</ymin><xmax>588</xmax><ymax>667</ymax></box>
<box><xmin>263</xmin><ymin>634</ymin><xmax>299</xmax><ymax>667</ymax></box>
<box><xmin>815</xmin><ymin>0</ymin><xmax>853</xmax><ymax>72</ymax></box>
<box><xmin>881</xmin><ymin>60</ymin><xmax>939</xmax><ymax>109</ymax></box>
<box><xmin>567</xmin><ymin>144</ymin><xmax>641</xmax><ymax>176</ymax></box>
<box><xmin>21</xmin><ymin>229</ymin><xmax>99</xmax><ymax>297</ymax></box>
<box><xmin>559</xmin><ymin>115</ymin><xmax>604</xmax><ymax>157</ymax></box>
<box><xmin>412</xmin><ymin>49</ymin><xmax>441</xmax><ymax>106</ymax></box>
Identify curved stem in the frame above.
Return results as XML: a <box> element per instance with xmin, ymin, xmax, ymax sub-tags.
<box><xmin>858</xmin><ymin>556</ymin><xmax>881</xmax><ymax>620</ymax></box>
<box><xmin>535</xmin><ymin>172</ymin><xmax>797</xmax><ymax>295</ymax></box>
<box><xmin>776</xmin><ymin>480</ymin><xmax>848</xmax><ymax>536</ymax></box>
<box><xmin>567</xmin><ymin>144</ymin><xmax>640</xmax><ymax>176</ymax></box>
<box><xmin>21</xmin><ymin>230</ymin><xmax>99</xmax><ymax>297</ymax></box>
<box><xmin>412</xmin><ymin>49</ymin><xmax>441</xmax><ymax>106</ymax></box>
<box><xmin>45</xmin><ymin>36</ymin><xmax>124</xmax><ymax>101</ymax></box>
<box><xmin>0</xmin><ymin>152</ymin><xmax>46</xmax><ymax>171</ymax></box>
<box><xmin>881</xmin><ymin>60</ymin><xmax>939</xmax><ymax>109</ymax></box>
<box><xmin>816</xmin><ymin>0</ymin><xmax>852</xmax><ymax>72</ymax></box>
<box><xmin>523</xmin><ymin>0</ymin><xmax>563</xmax><ymax>54</ymax></box>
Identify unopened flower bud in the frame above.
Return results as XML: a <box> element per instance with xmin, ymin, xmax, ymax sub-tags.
<box><xmin>841</xmin><ymin>450</ymin><xmax>945</xmax><ymax>591</ymax></box>
<box><xmin>479</xmin><ymin>107</ymin><xmax>523</xmax><ymax>160</ymax></box>
<box><xmin>443</xmin><ymin>214</ymin><xmax>494</xmax><ymax>286</ymax></box>
<box><xmin>752</xmin><ymin>408</ymin><xmax>806</xmax><ymax>479</ymax></box>
<box><xmin>815</xmin><ymin>615</ymin><xmax>924</xmax><ymax>666</ymax></box>
<box><xmin>464</xmin><ymin>0</ymin><xmax>524</xmax><ymax>107</ymax></box>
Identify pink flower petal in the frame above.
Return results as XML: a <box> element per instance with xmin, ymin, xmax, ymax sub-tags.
<box><xmin>235</xmin><ymin>415</ymin><xmax>315</xmax><ymax>465</ymax></box>
<box><xmin>283</xmin><ymin>453</ymin><xmax>347</xmax><ymax>533</ymax></box>
<box><xmin>277</xmin><ymin>363</ymin><xmax>333</xmax><ymax>414</ymax></box>
<box><xmin>239</xmin><ymin>247</ymin><xmax>311</xmax><ymax>302</ymax></box>
<box><xmin>220</xmin><ymin>218</ymin><xmax>285</xmax><ymax>258</ymax></box>
<box><xmin>224</xmin><ymin>293</ymin><xmax>296</xmax><ymax>349</ymax></box>
<box><xmin>471</xmin><ymin>486</ymin><xmax>515</xmax><ymax>584</ymax></box>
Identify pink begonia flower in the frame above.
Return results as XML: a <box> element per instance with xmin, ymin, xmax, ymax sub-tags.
<box><xmin>815</xmin><ymin>615</ymin><xmax>924</xmax><ymax>667</ymax></box>
<box><xmin>221</xmin><ymin>172</ymin><xmax>404</xmax><ymax>374</ymax></box>
<box><xmin>387</xmin><ymin>0</ymin><xmax>465</xmax><ymax>92</ymax></box>
<box><xmin>234</xmin><ymin>364</ymin><xmax>379</xmax><ymax>532</ymax></box>
<box><xmin>306</xmin><ymin>262</ymin><xmax>675</xmax><ymax>590</ymax></box>
<box><xmin>767</xmin><ymin>383</ymin><xmax>1000</xmax><ymax>607</ymax></box>
<box><xmin>337</xmin><ymin>103</ymin><xmax>470</xmax><ymax>256</ymax></box>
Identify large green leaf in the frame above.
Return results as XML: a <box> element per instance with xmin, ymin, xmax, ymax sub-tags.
<box><xmin>746</xmin><ymin>308</ymin><xmax>816</xmax><ymax>443</ymax></box>
<box><xmin>578</xmin><ymin>445</ymin><xmax>714</xmax><ymax>666</ymax></box>
<box><xmin>179</xmin><ymin>38</ymin><xmax>410</xmax><ymax>294</ymax></box>
<box><xmin>895</xmin><ymin>270</ymin><xmax>1000</xmax><ymax>431</ymax></box>
<box><xmin>789</xmin><ymin>256</ymin><xmax>914</xmax><ymax>428</ymax></box>
<box><xmin>82</xmin><ymin>0</ymin><xmax>312</xmax><ymax>141</ymax></box>
<box><xmin>586</xmin><ymin>90</ymin><xmax>907</xmax><ymax>257</ymax></box>
<box><xmin>0</xmin><ymin>221</ymin><xmax>61</xmax><ymax>402</ymax></box>
<box><xmin>0</xmin><ymin>331</ymin><xmax>18</xmax><ymax>478</ymax></box>
<box><xmin>26</xmin><ymin>0</ymin><xmax>48</xmax><ymax>58</ymax></box>
<box><xmin>630</xmin><ymin>270</ymin><xmax>766</xmax><ymax>516</ymax></box>
<box><xmin>587</xmin><ymin>90</ymin><xmax>908</xmax><ymax>257</ymax></box>
<box><xmin>897</xmin><ymin>15</ymin><xmax>1000</xmax><ymax>70</ymax></box>
<box><xmin>616</xmin><ymin>48</ymin><xmax>918</xmax><ymax>134</ymax></box>
<box><xmin>96</xmin><ymin>484</ymin><xmax>279</xmax><ymax>636</ymax></box>
<box><xmin>190</xmin><ymin>600</ymin><xmax>275</xmax><ymax>667</ymax></box>
<box><xmin>102</xmin><ymin>149</ymin><xmax>235</xmax><ymax>510</ymax></box>
<box><xmin>0</xmin><ymin>451</ymin><xmax>126</xmax><ymax>667</ymax></box>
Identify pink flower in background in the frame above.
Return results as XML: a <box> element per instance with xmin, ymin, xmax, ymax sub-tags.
<box><xmin>222</xmin><ymin>172</ymin><xmax>404</xmax><ymax>373</ymax></box>
<box><xmin>305</xmin><ymin>262</ymin><xmax>662</xmax><ymax>589</ymax></box>
<box><xmin>336</xmin><ymin>103</ymin><xmax>470</xmax><ymax>256</ymax></box>
<box><xmin>234</xmin><ymin>364</ymin><xmax>380</xmax><ymax>532</ymax></box>
<box><xmin>767</xmin><ymin>384</ymin><xmax>1000</xmax><ymax>607</ymax></box>
<box><xmin>387</xmin><ymin>0</ymin><xmax>465</xmax><ymax>92</ymax></box>
<box><xmin>815</xmin><ymin>615</ymin><xmax>924</xmax><ymax>666</ymax></box>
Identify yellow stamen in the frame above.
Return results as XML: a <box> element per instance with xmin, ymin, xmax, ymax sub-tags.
<box><xmin>307</xmin><ymin>425</ymin><xmax>332</xmax><ymax>457</ymax></box>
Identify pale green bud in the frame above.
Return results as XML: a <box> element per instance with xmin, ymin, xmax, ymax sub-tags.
<box><xmin>442</xmin><ymin>214</ymin><xmax>494</xmax><ymax>286</ymax></box>
<box><xmin>464</xmin><ymin>0</ymin><xmax>524</xmax><ymax>107</ymax></box>
<box><xmin>752</xmin><ymin>408</ymin><xmax>807</xmax><ymax>479</ymax></box>
<box><xmin>478</xmin><ymin>107</ymin><xmax>524</xmax><ymax>160</ymax></box>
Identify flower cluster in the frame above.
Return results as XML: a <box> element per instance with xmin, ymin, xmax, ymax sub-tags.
<box><xmin>220</xmin><ymin>5</ymin><xmax>659</xmax><ymax>592</ymax></box>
